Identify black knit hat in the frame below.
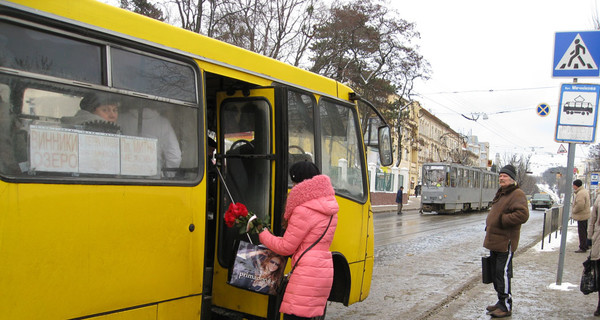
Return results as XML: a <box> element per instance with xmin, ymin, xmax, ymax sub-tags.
<box><xmin>80</xmin><ymin>93</ymin><xmax>120</xmax><ymax>112</ymax></box>
<box><xmin>499</xmin><ymin>164</ymin><xmax>517</xmax><ymax>180</ymax></box>
<box><xmin>289</xmin><ymin>161</ymin><xmax>320</xmax><ymax>183</ymax></box>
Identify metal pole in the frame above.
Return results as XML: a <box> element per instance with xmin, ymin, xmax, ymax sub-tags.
<box><xmin>556</xmin><ymin>142</ymin><xmax>576</xmax><ymax>285</ymax></box>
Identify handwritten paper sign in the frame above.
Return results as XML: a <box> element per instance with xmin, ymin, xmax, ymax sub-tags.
<box><xmin>120</xmin><ymin>136</ymin><xmax>158</xmax><ymax>176</ymax></box>
<box><xmin>79</xmin><ymin>133</ymin><xmax>120</xmax><ymax>174</ymax></box>
<box><xmin>29</xmin><ymin>126</ymin><xmax>78</xmax><ymax>172</ymax></box>
<box><xmin>29</xmin><ymin>125</ymin><xmax>158</xmax><ymax>176</ymax></box>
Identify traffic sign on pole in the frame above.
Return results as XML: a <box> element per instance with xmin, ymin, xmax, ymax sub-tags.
<box><xmin>554</xmin><ymin>31</ymin><xmax>600</xmax><ymax>77</ymax></box>
<box><xmin>591</xmin><ymin>173</ymin><xmax>599</xmax><ymax>186</ymax></box>
<box><xmin>555</xmin><ymin>83</ymin><xmax>600</xmax><ymax>143</ymax></box>
<box><xmin>537</xmin><ymin>103</ymin><xmax>550</xmax><ymax>116</ymax></box>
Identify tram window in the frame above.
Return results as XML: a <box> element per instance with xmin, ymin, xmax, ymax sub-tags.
<box><xmin>468</xmin><ymin>171</ymin><xmax>474</xmax><ymax>188</ymax></box>
<box><xmin>111</xmin><ymin>48</ymin><xmax>196</xmax><ymax>103</ymax></box>
<box><xmin>287</xmin><ymin>91</ymin><xmax>315</xmax><ymax>186</ymax></box>
<box><xmin>450</xmin><ymin>168</ymin><xmax>457</xmax><ymax>187</ymax></box>
<box><xmin>0</xmin><ymin>21</ymin><xmax>102</xmax><ymax>84</ymax></box>
<box><xmin>319</xmin><ymin>99</ymin><xmax>365</xmax><ymax>200</ymax></box>
<box><xmin>424</xmin><ymin>165</ymin><xmax>445</xmax><ymax>187</ymax></box>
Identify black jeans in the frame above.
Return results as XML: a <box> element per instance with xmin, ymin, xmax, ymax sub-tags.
<box><xmin>578</xmin><ymin>220</ymin><xmax>589</xmax><ymax>251</ymax></box>
<box><xmin>490</xmin><ymin>250</ymin><xmax>513</xmax><ymax>312</ymax></box>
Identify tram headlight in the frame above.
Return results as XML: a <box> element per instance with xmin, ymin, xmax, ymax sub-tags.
<box><xmin>438</xmin><ymin>195</ymin><xmax>443</xmax><ymax>200</ymax></box>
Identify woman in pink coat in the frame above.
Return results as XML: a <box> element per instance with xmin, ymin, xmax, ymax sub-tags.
<box><xmin>258</xmin><ymin>161</ymin><xmax>338</xmax><ymax>319</ymax></box>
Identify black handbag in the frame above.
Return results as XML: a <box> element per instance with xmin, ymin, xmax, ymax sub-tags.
<box><xmin>482</xmin><ymin>256</ymin><xmax>493</xmax><ymax>284</ymax></box>
<box><xmin>581</xmin><ymin>256</ymin><xmax>597</xmax><ymax>295</ymax></box>
<box><xmin>275</xmin><ymin>216</ymin><xmax>333</xmax><ymax>310</ymax></box>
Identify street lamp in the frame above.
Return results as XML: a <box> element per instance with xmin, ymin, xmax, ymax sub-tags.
<box><xmin>461</xmin><ymin>112</ymin><xmax>488</xmax><ymax>121</ymax></box>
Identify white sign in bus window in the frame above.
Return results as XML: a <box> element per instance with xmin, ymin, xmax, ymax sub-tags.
<box><xmin>79</xmin><ymin>133</ymin><xmax>120</xmax><ymax>174</ymax></box>
<box><xmin>29</xmin><ymin>126</ymin><xmax>79</xmax><ymax>172</ymax></box>
<box><xmin>120</xmin><ymin>136</ymin><xmax>158</xmax><ymax>176</ymax></box>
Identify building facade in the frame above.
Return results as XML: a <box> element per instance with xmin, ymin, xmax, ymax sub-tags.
<box><xmin>369</xmin><ymin>102</ymin><xmax>488</xmax><ymax>204</ymax></box>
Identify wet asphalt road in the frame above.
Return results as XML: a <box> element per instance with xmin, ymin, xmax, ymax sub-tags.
<box><xmin>325</xmin><ymin>205</ymin><xmax>546</xmax><ymax>319</ymax></box>
<box><xmin>373</xmin><ymin>207</ymin><xmax>490</xmax><ymax>247</ymax></box>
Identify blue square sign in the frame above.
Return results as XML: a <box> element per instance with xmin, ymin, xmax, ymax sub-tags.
<box><xmin>555</xmin><ymin>83</ymin><xmax>600</xmax><ymax>143</ymax></box>
<box><xmin>554</xmin><ymin>31</ymin><xmax>600</xmax><ymax>77</ymax></box>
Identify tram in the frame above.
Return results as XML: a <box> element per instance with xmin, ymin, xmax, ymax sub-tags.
<box><xmin>420</xmin><ymin>163</ymin><xmax>499</xmax><ymax>214</ymax></box>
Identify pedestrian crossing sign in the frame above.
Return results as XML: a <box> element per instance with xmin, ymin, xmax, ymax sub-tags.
<box><xmin>553</xmin><ymin>31</ymin><xmax>600</xmax><ymax>77</ymax></box>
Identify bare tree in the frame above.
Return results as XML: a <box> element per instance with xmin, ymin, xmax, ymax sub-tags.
<box><xmin>122</xmin><ymin>0</ymin><xmax>321</xmax><ymax>66</ymax></box>
<box><xmin>499</xmin><ymin>153</ymin><xmax>538</xmax><ymax>195</ymax></box>
<box><xmin>589</xmin><ymin>143</ymin><xmax>600</xmax><ymax>171</ymax></box>
<box><xmin>120</xmin><ymin>0</ymin><xmax>165</xmax><ymax>21</ymax></box>
<box><xmin>210</xmin><ymin>0</ymin><xmax>322</xmax><ymax>66</ymax></box>
<box><xmin>309</xmin><ymin>0</ymin><xmax>430</xmax><ymax>163</ymax></box>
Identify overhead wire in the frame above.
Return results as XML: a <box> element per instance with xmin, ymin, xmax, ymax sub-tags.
<box><xmin>414</xmin><ymin>93</ymin><xmax>528</xmax><ymax>146</ymax></box>
<box><xmin>421</xmin><ymin>85</ymin><xmax>559</xmax><ymax>95</ymax></box>
<box><xmin>413</xmin><ymin>88</ymin><xmax>554</xmax><ymax>152</ymax></box>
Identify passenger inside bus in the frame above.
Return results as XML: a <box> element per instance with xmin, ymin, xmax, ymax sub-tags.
<box><xmin>118</xmin><ymin>105</ymin><xmax>182</xmax><ymax>176</ymax></box>
<box><xmin>61</xmin><ymin>93</ymin><xmax>121</xmax><ymax>133</ymax></box>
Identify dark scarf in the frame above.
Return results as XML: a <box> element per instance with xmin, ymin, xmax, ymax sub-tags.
<box><xmin>492</xmin><ymin>183</ymin><xmax>519</xmax><ymax>204</ymax></box>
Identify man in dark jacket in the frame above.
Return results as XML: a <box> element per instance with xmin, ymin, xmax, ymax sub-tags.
<box><xmin>483</xmin><ymin>164</ymin><xmax>529</xmax><ymax>318</ymax></box>
<box><xmin>396</xmin><ymin>186</ymin><xmax>404</xmax><ymax>215</ymax></box>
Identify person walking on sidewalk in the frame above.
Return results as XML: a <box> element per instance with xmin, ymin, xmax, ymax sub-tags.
<box><xmin>572</xmin><ymin>179</ymin><xmax>591</xmax><ymax>253</ymax></box>
<box><xmin>587</xmin><ymin>194</ymin><xmax>600</xmax><ymax>316</ymax></box>
<box><xmin>483</xmin><ymin>164</ymin><xmax>529</xmax><ymax>318</ymax></box>
<box><xmin>396</xmin><ymin>186</ymin><xmax>404</xmax><ymax>215</ymax></box>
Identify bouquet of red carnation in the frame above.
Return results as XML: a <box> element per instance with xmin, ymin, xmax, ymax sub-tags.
<box><xmin>224</xmin><ymin>203</ymin><xmax>269</xmax><ymax>235</ymax></box>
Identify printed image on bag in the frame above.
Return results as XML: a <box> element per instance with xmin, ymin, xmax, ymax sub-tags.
<box><xmin>228</xmin><ymin>240</ymin><xmax>287</xmax><ymax>295</ymax></box>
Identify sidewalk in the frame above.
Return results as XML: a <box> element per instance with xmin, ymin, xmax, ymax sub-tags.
<box><xmin>425</xmin><ymin>221</ymin><xmax>599</xmax><ymax>319</ymax></box>
<box><xmin>372</xmin><ymin>198</ymin><xmax>600</xmax><ymax>319</ymax></box>
<box><xmin>372</xmin><ymin>195</ymin><xmax>422</xmax><ymax>214</ymax></box>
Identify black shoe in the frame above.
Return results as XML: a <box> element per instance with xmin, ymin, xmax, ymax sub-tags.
<box><xmin>575</xmin><ymin>249</ymin><xmax>588</xmax><ymax>253</ymax></box>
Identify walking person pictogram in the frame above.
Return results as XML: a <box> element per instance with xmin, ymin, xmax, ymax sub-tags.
<box><xmin>561</xmin><ymin>38</ymin><xmax>594</xmax><ymax>69</ymax></box>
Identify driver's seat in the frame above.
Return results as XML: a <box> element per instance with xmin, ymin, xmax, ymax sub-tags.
<box><xmin>288</xmin><ymin>153</ymin><xmax>312</xmax><ymax>166</ymax></box>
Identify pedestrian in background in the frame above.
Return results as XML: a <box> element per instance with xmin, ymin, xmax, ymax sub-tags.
<box><xmin>415</xmin><ymin>184</ymin><xmax>421</xmax><ymax>197</ymax></box>
<box><xmin>258</xmin><ymin>161</ymin><xmax>338</xmax><ymax>319</ymax></box>
<box><xmin>587</xmin><ymin>193</ymin><xmax>600</xmax><ymax>316</ymax></box>
<box><xmin>572</xmin><ymin>179</ymin><xmax>591</xmax><ymax>253</ymax></box>
<box><xmin>483</xmin><ymin>164</ymin><xmax>529</xmax><ymax>318</ymax></box>
<box><xmin>396</xmin><ymin>186</ymin><xmax>404</xmax><ymax>215</ymax></box>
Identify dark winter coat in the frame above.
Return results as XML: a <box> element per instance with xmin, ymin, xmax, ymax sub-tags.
<box><xmin>483</xmin><ymin>184</ymin><xmax>529</xmax><ymax>252</ymax></box>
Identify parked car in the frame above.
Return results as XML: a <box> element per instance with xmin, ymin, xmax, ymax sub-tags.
<box><xmin>531</xmin><ymin>193</ymin><xmax>554</xmax><ymax>210</ymax></box>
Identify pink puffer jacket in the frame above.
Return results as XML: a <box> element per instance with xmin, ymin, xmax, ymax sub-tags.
<box><xmin>259</xmin><ymin>175</ymin><xmax>338</xmax><ymax>318</ymax></box>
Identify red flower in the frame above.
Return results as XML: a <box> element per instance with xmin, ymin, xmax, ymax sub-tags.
<box><xmin>223</xmin><ymin>202</ymin><xmax>269</xmax><ymax>235</ymax></box>
<box><xmin>229</xmin><ymin>203</ymin><xmax>248</xmax><ymax>218</ymax></box>
<box><xmin>224</xmin><ymin>210</ymin><xmax>237</xmax><ymax>227</ymax></box>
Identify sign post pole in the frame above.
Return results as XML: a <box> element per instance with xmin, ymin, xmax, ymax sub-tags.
<box><xmin>556</xmin><ymin>142</ymin><xmax>576</xmax><ymax>285</ymax></box>
<box><xmin>553</xmin><ymin>34</ymin><xmax>600</xmax><ymax>284</ymax></box>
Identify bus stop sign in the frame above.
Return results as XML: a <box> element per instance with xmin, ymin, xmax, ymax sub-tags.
<box><xmin>592</xmin><ymin>173</ymin><xmax>599</xmax><ymax>186</ymax></box>
<box><xmin>555</xmin><ymin>83</ymin><xmax>600</xmax><ymax>143</ymax></box>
